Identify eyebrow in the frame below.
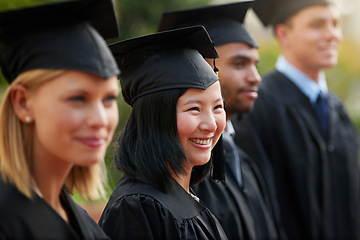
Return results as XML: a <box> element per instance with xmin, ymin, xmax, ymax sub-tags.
<box><xmin>65</xmin><ymin>86</ymin><xmax>120</xmax><ymax>95</ymax></box>
<box><xmin>229</xmin><ymin>54</ymin><xmax>259</xmax><ymax>64</ymax></box>
<box><xmin>182</xmin><ymin>97</ymin><xmax>223</xmax><ymax>106</ymax></box>
<box><xmin>310</xmin><ymin>17</ymin><xmax>339</xmax><ymax>24</ymax></box>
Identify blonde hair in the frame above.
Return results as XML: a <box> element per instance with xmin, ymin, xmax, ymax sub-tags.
<box><xmin>0</xmin><ymin>69</ymin><xmax>107</xmax><ymax>200</ymax></box>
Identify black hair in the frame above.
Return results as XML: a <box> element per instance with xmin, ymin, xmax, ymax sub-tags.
<box><xmin>114</xmin><ymin>88</ymin><xmax>216</xmax><ymax>193</ymax></box>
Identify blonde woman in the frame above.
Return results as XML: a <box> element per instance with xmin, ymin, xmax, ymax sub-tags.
<box><xmin>0</xmin><ymin>0</ymin><xmax>120</xmax><ymax>239</ymax></box>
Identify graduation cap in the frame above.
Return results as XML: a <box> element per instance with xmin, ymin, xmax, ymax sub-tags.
<box><xmin>253</xmin><ymin>0</ymin><xmax>333</xmax><ymax>27</ymax></box>
<box><xmin>110</xmin><ymin>25</ymin><xmax>219</xmax><ymax>107</ymax></box>
<box><xmin>158</xmin><ymin>0</ymin><xmax>257</xmax><ymax>48</ymax></box>
<box><xmin>0</xmin><ymin>0</ymin><xmax>120</xmax><ymax>83</ymax></box>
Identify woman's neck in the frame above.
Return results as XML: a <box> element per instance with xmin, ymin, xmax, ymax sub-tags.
<box><xmin>172</xmin><ymin>173</ymin><xmax>191</xmax><ymax>193</ymax></box>
<box><xmin>32</xmin><ymin>157</ymin><xmax>73</xmax><ymax>223</ymax></box>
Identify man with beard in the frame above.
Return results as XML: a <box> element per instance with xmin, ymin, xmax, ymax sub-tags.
<box><xmin>158</xmin><ymin>1</ymin><xmax>285</xmax><ymax>239</ymax></box>
<box><xmin>233</xmin><ymin>0</ymin><xmax>360</xmax><ymax>239</ymax></box>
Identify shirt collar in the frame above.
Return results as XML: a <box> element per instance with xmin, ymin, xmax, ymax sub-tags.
<box><xmin>275</xmin><ymin>55</ymin><xmax>328</xmax><ymax>103</ymax></box>
<box><xmin>224</xmin><ymin>120</ymin><xmax>235</xmax><ymax>138</ymax></box>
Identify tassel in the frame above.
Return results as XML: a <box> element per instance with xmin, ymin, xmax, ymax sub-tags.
<box><xmin>212</xmin><ymin>42</ymin><xmax>219</xmax><ymax>76</ymax></box>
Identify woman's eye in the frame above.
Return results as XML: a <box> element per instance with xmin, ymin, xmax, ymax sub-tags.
<box><xmin>187</xmin><ymin>107</ymin><xmax>200</xmax><ymax>112</ymax></box>
<box><xmin>214</xmin><ymin>104</ymin><xmax>223</xmax><ymax>110</ymax></box>
<box><xmin>69</xmin><ymin>96</ymin><xmax>85</xmax><ymax>102</ymax></box>
<box><xmin>103</xmin><ymin>95</ymin><xmax>118</xmax><ymax>105</ymax></box>
<box><xmin>104</xmin><ymin>95</ymin><xmax>117</xmax><ymax>102</ymax></box>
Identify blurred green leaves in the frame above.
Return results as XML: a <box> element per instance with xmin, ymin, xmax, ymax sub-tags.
<box><xmin>113</xmin><ymin>0</ymin><xmax>210</xmax><ymax>40</ymax></box>
<box><xmin>1</xmin><ymin>0</ymin><xmax>62</xmax><ymax>11</ymax></box>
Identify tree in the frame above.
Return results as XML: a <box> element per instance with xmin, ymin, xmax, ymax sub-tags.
<box><xmin>113</xmin><ymin>0</ymin><xmax>210</xmax><ymax>41</ymax></box>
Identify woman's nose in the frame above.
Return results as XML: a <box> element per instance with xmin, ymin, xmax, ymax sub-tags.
<box><xmin>199</xmin><ymin>112</ymin><xmax>217</xmax><ymax>133</ymax></box>
<box><xmin>88</xmin><ymin>102</ymin><xmax>108</xmax><ymax>128</ymax></box>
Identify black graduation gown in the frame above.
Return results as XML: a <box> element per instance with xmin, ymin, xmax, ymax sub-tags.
<box><xmin>0</xmin><ymin>175</ymin><xmax>109</xmax><ymax>240</ymax></box>
<box><xmin>193</xmin><ymin>146</ymin><xmax>281</xmax><ymax>240</ymax></box>
<box><xmin>99</xmin><ymin>176</ymin><xmax>228</xmax><ymax>240</ymax></box>
<box><xmin>233</xmin><ymin>70</ymin><xmax>360</xmax><ymax>239</ymax></box>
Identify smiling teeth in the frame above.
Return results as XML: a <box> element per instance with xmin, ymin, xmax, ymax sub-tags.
<box><xmin>191</xmin><ymin>138</ymin><xmax>211</xmax><ymax>145</ymax></box>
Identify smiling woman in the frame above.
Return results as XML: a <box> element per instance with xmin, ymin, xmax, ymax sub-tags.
<box><xmin>98</xmin><ymin>26</ymin><xmax>228</xmax><ymax>240</ymax></box>
<box><xmin>0</xmin><ymin>0</ymin><xmax>120</xmax><ymax>239</ymax></box>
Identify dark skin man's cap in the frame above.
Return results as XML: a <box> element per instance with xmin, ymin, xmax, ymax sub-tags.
<box><xmin>158</xmin><ymin>1</ymin><xmax>258</xmax><ymax>48</ymax></box>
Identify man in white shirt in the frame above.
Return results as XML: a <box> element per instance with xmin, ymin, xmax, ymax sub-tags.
<box><xmin>233</xmin><ymin>0</ymin><xmax>360</xmax><ymax>239</ymax></box>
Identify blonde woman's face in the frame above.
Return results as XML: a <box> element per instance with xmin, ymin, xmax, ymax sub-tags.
<box><xmin>29</xmin><ymin>70</ymin><xmax>119</xmax><ymax>168</ymax></box>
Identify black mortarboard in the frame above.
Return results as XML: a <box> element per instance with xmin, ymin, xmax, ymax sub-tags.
<box><xmin>110</xmin><ymin>25</ymin><xmax>219</xmax><ymax>107</ymax></box>
<box><xmin>253</xmin><ymin>0</ymin><xmax>333</xmax><ymax>27</ymax></box>
<box><xmin>158</xmin><ymin>1</ymin><xmax>257</xmax><ymax>48</ymax></box>
<box><xmin>0</xmin><ymin>0</ymin><xmax>120</xmax><ymax>83</ymax></box>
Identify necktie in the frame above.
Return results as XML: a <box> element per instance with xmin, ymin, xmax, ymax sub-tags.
<box><xmin>222</xmin><ymin>134</ymin><xmax>242</xmax><ymax>186</ymax></box>
<box><xmin>315</xmin><ymin>91</ymin><xmax>329</xmax><ymax>138</ymax></box>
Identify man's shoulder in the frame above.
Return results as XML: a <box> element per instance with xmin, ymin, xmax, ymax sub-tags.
<box><xmin>258</xmin><ymin>69</ymin><xmax>306</xmax><ymax>104</ymax></box>
<box><xmin>261</xmin><ymin>70</ymin><xmax>290</xmax><ymax>88</ymax></box>
<box><xmin>261</xmin><ymin>69</ymin><xmax>284</xmax><ymax>79</ymax></box>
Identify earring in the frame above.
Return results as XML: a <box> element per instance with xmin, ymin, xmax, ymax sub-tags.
<box><xmin>25</xmin><ymin>116</ymin><xmax>31</xmax><ymax>122</ymax></box>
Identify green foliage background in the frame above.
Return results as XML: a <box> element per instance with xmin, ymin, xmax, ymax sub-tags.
<box><xmin>1</xmin><ymin>0</ymin><xmax>360</xmax><ymax>204</ymax></box>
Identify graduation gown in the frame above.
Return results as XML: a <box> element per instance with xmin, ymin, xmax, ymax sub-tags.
<box><xmin>233</xmin><ymin>70</ymin><xmax>360</xmax><ymax>239</ymax></box>
<box><xmin>99</xmin><ymin>176</ymin><xmax>228</xmax><ymax>240</ymax></box>
<box><xmin>193</xmin><ymin>146</ymin><xmax>281</xmax><ymax>240</ymax></box>
<box><xmin>0</xmin><ymin>175</ymin><xmax>109</xmax><ymax>240</ymax></box>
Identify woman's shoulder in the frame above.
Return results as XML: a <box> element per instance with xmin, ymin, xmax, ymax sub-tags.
<box><xmin>0</xmin><ymin>176</ymin><xmax>29</xmax><ymax>217</ymax></box>
<box><xmin>99</xmin><ymin>177</ymin><xmax>228</xmax><ymax>240</ymax></box>
<box><xmin>104</xmin><ymin>176</ymin><xmax>166</xmax><ymax>205</ymax></box>
<box><xmin>102</xmin><ymin>177</ymin><xmax>207</xmax><ymax>222</ymax></box>
<box><xmin>61</xmin><ymin>190</ymin><xmax>110</xmax><ymax>240</ymax></box>
<box><xmin>99</xmin><ymin>177</ymin><xmax>179</xmax><ymax>239</ymax></box>
<box><xmin>0</xmin><ymin>177</ymin><xmax>109</xmax><ymax>240</ymax></box>
<box><xmin>0</xmin><ymin>178</ymin><xmax>64</xmax><ymax>239</ymax></box>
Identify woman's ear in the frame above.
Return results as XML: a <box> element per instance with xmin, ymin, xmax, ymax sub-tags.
<box><xmin>10</xmin><ymin>84</ymin><xmax>34</xmax><ymax>123</ymax></box>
